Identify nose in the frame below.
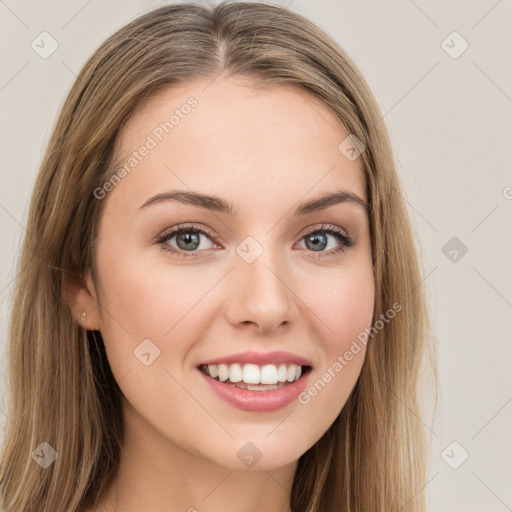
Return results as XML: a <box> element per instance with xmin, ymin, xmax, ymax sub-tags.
<box><xmin>224</xmin><ymin>250</ymin><xmax>298</xmax><ymax>335</ymax></box>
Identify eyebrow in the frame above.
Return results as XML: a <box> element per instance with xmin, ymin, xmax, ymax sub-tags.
<box><xmin>137</xmin><ymin>189</ymin><xmax>370</xmax><ymax>216</ymax></box>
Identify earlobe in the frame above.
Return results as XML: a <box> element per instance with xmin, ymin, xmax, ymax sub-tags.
<box><xmin>63</xmin><ymin>269</ymin><xmax>102</xmax><ymax>331</ymax></box>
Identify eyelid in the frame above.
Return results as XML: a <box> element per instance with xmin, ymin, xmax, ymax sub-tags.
<box><xmin>299</xmin><ymin>223</ymin><xmax>349</xmax><ymax>239</ymax></box>
<box><xmin>155</xmin><ymin>223</ymin><xmax>219</xmax><ymax>243</ymax></box>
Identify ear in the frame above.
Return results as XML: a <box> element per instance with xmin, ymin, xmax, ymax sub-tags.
<box><xmin>64</xmin><ymin>269</ymin><xmax>102</xmax><ymax>331</ymax></box>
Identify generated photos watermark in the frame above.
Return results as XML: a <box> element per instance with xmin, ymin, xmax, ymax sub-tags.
<box><xmin>298</xmin><ymin>301</ymin><xmax>403</xmax><ymax>405</ymax></box>
<box><xmin>94</xmin><ymin>96</ymin><xmax>198</xmax><ymax>200</ymax></box>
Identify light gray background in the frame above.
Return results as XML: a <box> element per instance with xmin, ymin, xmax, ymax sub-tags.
<box><xmin>1</xmin><ymin>1</ymin><xmax>511</xmax><ymax>510</ymax></box>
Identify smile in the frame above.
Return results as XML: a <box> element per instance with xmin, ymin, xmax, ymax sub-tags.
<box><xmin>198</xmin><ymin>362</ymin><xmax>312</xmax><ymax>389</ymax></box>
<box><xmin>197</xmin><ymin>363</ymin><xmax>313</xmax><ymax>412</ymax></box>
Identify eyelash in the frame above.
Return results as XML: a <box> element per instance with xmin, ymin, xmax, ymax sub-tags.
<box><xmin>155</xmin><ymin>223</ymin><xmax>355</xmax><ymax>259</ymax></box>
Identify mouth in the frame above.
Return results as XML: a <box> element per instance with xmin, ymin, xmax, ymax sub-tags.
<box><xmin>197</xmin><ymin>362</ymin><xmax>313</xmax><ymax>391</ymax></box>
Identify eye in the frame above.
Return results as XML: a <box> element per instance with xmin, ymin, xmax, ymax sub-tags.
<box><xmin>296</xmin><ymin>224</ymin><xmax>355</xmax><ymax>259</ymax></box>
<box><xmin>156</xmin><ymin>224</ymin><xmax>219</xmax><ymax>258</ymax></box>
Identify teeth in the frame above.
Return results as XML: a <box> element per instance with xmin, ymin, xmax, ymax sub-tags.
<box><xmin>218</xmin><ymin>364</ymin><xmax>229</xmax><ymax>382</ymax></box>
<box><xmin>230</xmin><ymin>363</ymin><xmax>243</xmax><ymax>382</ymax></box>
<box><xmin>277</xmin><ymin>364</ymin><xmax>288</xmax><ymax>382</ymax></box>
<box><xmin>260</xmin><ymin>364</ymin><xmax>278</xmax><ymax>384</ymax></box>
<box><xmin>286</xmin><ymin>365</ymin><xmax>296</xmax><ymax>382</ymax></box>
<box><xmin>202</xmin><ymin>362</ymin><xmax>305</xmax><ymax>385</ymax></box>
<box><xmin>209</xmin><ymin>364</ymin><xmax>219</xmax><ymax>379</ymax></box>
<box><xmin>243</xmin><ymin>363</ymin><xmax>260</xmax><ymax>384</ymax></box>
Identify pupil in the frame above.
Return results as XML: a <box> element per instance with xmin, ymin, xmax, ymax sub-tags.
<box><xmin>177</xmin><ymin>231</ymin><xmax>200</xmax><ymax>250</ymax></box>
<box><xmin>306</xmin><ymin>233</ymin><xmax>326</xmax><ymax>251</ymax></box>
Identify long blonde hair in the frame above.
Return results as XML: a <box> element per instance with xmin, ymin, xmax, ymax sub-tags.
<box><xmin>0</xmin><ymin>2</ymin><xmax>437</xmax><ymax>510</ymax></box>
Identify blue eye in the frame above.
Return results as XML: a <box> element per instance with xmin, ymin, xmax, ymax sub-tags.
<box><xmin>298</xmin><ymin>224</ymin><xmax>355</xmax><ymax>257</ymax></box>
<box><xmin>156</xmin><ymin>224</ymin><xmax>218</xmax><ymax>258</ymax></box>
<box><xmin>156</xmin><ymin>223</ymin><xmax>354</xmax><ymax>259</ymax></box>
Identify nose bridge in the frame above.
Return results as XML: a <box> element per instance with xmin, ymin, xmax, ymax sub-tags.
<box><xmin>225</xmin><ymin>235</ymin><xmax>296</xmax><ymax>332</ymax></box>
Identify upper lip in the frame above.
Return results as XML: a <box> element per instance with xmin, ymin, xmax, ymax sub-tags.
<box><xmin>199</xmin><ymin>350</ymin><xmax>313</xmax><ymax>368</ymax></box>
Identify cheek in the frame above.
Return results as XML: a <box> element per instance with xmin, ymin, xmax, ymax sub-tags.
<box><xmin>96</xmin><ymin>244</ymin><xmax>201</xmax><ymax>332</ymax></box>
<box><xmin>94</xmin><ymin>248</ymin><xmax>217</xmax><ymax>372</ymax></box>
<box><xmin>335</xmin><ymin>278</ymin><xmax>374</xmax><ymax>344</ymax></box>
<box><xmin>295</xmin><ymin>266</ymin><xmax>374</xmax><ymax>424</ymax></box>
<box><xmin>305</xmin><ymin>266</ymin><xmax>375</xmax><ymax>347</ymax></box>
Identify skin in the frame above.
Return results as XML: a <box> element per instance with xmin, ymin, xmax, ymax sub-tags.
<box><xmin>68</xmin><ymin>75</ymin><xmax>375</xmax><ymax>512</ymax></box>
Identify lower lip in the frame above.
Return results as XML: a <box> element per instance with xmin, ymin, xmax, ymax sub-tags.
<box><xmin>197</xmin><ymin>368</ymin><xmax>311</xmax><ymax>412</ymax></box>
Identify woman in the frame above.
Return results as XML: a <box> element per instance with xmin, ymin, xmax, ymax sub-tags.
<box><xmin>0</xmin><ymin>2</ymin><xmax>437</xmax><ymax>511</ymax></box>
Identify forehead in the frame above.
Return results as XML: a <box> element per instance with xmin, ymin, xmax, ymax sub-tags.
<box><xmin>106</xmin><ymin>76</ymin><xmax>367</xmax><ymax>214</ymax></box>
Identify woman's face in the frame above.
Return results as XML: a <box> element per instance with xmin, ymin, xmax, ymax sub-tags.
<box><xmin>84</xmin><ymin>76</ymin><xmax>374</xmax><ymax>470</ymax></box>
